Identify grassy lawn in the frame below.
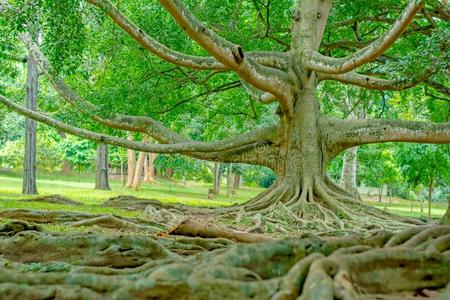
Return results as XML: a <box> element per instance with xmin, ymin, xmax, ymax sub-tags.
<box><xmin>0</xmin><ymin>170</ymin><xmax>447</xmax><ymax>221</ymax></box>
<box><xmin>0</xmin><ymin>171</ymin><xmax>263</xmax><ymax>217</ymax></box>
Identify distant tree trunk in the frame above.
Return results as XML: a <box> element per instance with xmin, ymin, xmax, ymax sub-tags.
<box><xmin>378</xmin><ymin>185</ymin><xmax>383</xmax><ymax>203</ymax></box>
<box><xmin>131</xmin><ymin>150</ymin><xmax>147</xmax><ymax>190</ymax></box>
<box><xmin>233</xmin><ymin>173</ymin><xmax>241</xmax><ymax>190</ymax></box>
<box><xmin>419</xmin><ymin>188</ymin><xmax>424</xmax><ymax>213</ymax></box>
<box><xmin>95</xmin><ymin>143</ymin><xmax>110</xmax><ymax>190</ymax></box>
<box><xmin>388</xmin><ymin>186</ymin><xmax>392</xmax><ymax>205</ymax></box>
<box><xmin>340</xmin><ymin>146</ymin><xmax>360</xmax><ymax>199</ymax></box>
<box><xmin>440</xmin><ymin>196</ymin><xmax>450</xmax><ymax>225</ymax></box>
<box><xmin>428</xmin><ymin>177</ymin><xmax>433</xmax><ymax>218</ymax></box>
<box><xmin>143</xmin><ymin>154</ymin><xmax>150</xmax><ymax>183</ymax></box>
<box><xmin>227</xmin><ymin>163</ymin><xmax>233</xmax><ymax>198</ymax></box>
<box><xmin>125</xmin><ymin>136</ymin><xmax>135</xmax><ymax>188</ymax></box>
<box><xmin>148</xmin><ymin>153</ymin><xmax>156</xmax><ymax>182</ymax></box>
<box><xmin>120</xmin><ymin>159</ymin><xmax>126</xmax><ymax>187</ymax></box>
<box><xmin>131</xmin><ymin>136</ymin><xmax>149</xmax><ymax>190</ymax></box>
<box><xmin>22</xmin><ymin>50</ymin><xmax>39</xmax><ymax>195</ymax></box>
<box><xmin>213</xmin><ymin>162</ymin><xmax>221</xmax><ymax>195</ymax></box>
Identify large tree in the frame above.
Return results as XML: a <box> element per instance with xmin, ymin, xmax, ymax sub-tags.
<box><xmin>1</xmin><ymin>0</ymin><xmax>449</xmax><ymax>230</ymax></box>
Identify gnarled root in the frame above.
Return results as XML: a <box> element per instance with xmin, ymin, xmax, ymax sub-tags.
<box><xmin>218</xmin><ymin>177</ymin><xmax>420</xmax><ymax>235</ymax></box>
<box><xmin>0</xmin><ymin>223</ymin><xmax>448</xmax><ymax>299</ymax></box>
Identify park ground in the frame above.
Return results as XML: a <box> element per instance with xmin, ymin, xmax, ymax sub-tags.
<box><xmin>0</xmin><ymin>170</ymin><xmax>446</xmax><ymax>223</ymax></box>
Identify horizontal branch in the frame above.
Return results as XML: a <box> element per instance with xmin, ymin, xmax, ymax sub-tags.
<box><xmin>303</xmin><ymin>0</ymin><xmax>424</xmax><ymax>74</ymax></box>
<box><xmin>328</xmin><ymin>118</ymin><xmax>450</xmax><ymax>150</ymax></box>
<box><xmin>0</xmin><ymin>93</ymin><xmax>277</xmax><ymax>156</ymax></box>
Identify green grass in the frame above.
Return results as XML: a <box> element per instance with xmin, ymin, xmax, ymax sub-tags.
<box><xmin>0</xmin><ymin>170</ymin><xmax>446</xmax><ymax>221</ymax></box>
<box><xmin>0</xmin><ymin>171</ymin><xmax>263</xmax><ymax>218</ymax></box>
<box><xmin>362</xmin><ymin>196</ymin><xmax>447</xmax><ymax>219</ymax></box>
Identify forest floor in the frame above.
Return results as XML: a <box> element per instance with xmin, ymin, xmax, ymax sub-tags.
<box><xmin>0</xmin><ymin>171</ymin><xmax>449</xmax><ymax>299</ymax></box>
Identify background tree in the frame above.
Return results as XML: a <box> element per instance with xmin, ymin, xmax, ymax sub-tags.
<box><xmin>397</xmin><ymin>144</ymin><xmax>450</xmax><ymax>217</ymax></box>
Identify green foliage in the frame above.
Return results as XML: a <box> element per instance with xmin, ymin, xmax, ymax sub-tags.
<box><xmin>396</xmin><ymin>144</ymin><xmax>450</xmax><ymax>189</ymax></box>
<box><xmin>61</xmin><ymin>136</ymin><xmax>95</xmax><ymax>172</ymax></box>
<box><xmin>0</xmin><ymin>127</ymin><xmax>64</xmax><ymax>172</ymax></box>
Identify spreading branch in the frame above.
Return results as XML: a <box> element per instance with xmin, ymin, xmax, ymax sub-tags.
<box><xmin>303</xmin><ymin>0</ymin><xmax>424</xmax><ymax>74</ymax></box>
<box><xmin>86</xmin><ymin>0</ymin><xmax>288</xmax><ymax>71</ymax></box>
<box><xmin>157</xmin><ymin>0</ymin><xmax>294</xmax><ymax>114</ymax></box>
<box><xmin>0</xmin><ymin>93</ymin><xmax>277</xmax><ymax>156</ymax></box>
<box><xmin>327</xmin><ymin>118</ymin><xmax>450</xmax><ymax>151</ymax></box>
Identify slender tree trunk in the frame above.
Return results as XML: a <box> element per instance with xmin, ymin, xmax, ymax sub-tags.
<box><xmin>120</xmin><ymin>159</ymin><xmax>126</xmax><ymax>187</ymax></box>
<box><xmin>420</xmin><ymin>188</ymin><xmax>424</xmax><ymax>213</ymax></box>
<box><xmin>131</xmin><ymin>150</ymin><xmax>146</xmax><ymax>190</ymax></box>
<box><xmin>22</xmin><ymin>51</ymin><xmax>39</xmax><ymax>195</ymax></box>
<box><xmin>125</xmin><ymin>136</ymin><xmax>135</xmax><ymax>188</ymax></box>
<box><xmin>95</xmin><ymin>143</ymin><xmax>110</xmax><ymax>190</ymax></box>
<box><xmin>143</xmin><ymin>154</ymin><xmax>150</xmax><ymax>183</ymax></box>
<box><xmin>131</xmin><ymin>136</ymin><xmax>149</xmax><ymax>190</ymax></box>
<box><xmin>213</xmin><ymin>162</ymin><xmax>221</xmax><ymax>195</ymax></box>
<box><xmin>227</xmin><ymin>163</ymin><xmax>233</xmax><ymax>198</ymax></box>
<box><xmin>440</xmin><ymin>196</ymin><xmax>450</xmax><ymax>225</ymax></box>
<box><xmin>378</xmin><ymin>186</ymin><xmax>383</xmax><ymax>203</ymax></box>
<box><xmin>388</xmin><ymin>186</ymin><xmax>392</xmax><ymax>205</ymax></box>
<box><xmin>340</xmin><ymin>146</ymin><xmax>360</xmax><ymax>199</ymax></box>
<box><xmin>233</xmin><ymin>173</ymin><xmax>241</xmax><ymax>190</ymax></box>
<box><xmin>428</xmin><ymin>177</ymin><xmax>433</xmax><ymax>218</ymax></box>
<box><xmin>148</xmin><ymin>153</ymin><xmax>156</xmax><ymax>182</ymax></box>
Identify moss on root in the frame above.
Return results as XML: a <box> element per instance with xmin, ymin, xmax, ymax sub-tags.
<box><xmin>0</xmin><ymin>217</ymin><xmax>449</xmax><ymax>300</ymax></box>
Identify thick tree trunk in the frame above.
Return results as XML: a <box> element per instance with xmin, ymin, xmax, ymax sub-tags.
<box><xmin>22</xmin><ymin>52</ymin><xmax>38</xmax><ymax>195</ymax></box>
<box><xmin>233</xmin><ymin>173</ymin><xmax>240</xmax><ymax>190</ymax></box>
<box><xmin>95</xmin><ymin>143</ymin><xmax>110</xmax><ymax>190</ymax></box>
<box><xmin>213</xmin><ymin>162</ymin><xmax>221</xmax><ymax>195</ymax></box>
<box><xmin>125</xmin><ymin>136</ymin><xmax>135</xmax><ymax>188</ymax></box>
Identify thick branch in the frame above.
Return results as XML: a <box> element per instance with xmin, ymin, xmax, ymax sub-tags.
<box><xmin>158</xmin><ymin>0</ymin><xmax>294</xmax><ymax>114</ymax></box>
<box><xmin>328</xmin><ymin>118</ymin><xmax>450</xmax><ymax>151</ymax></box>
<box><xmin>86</xmin><ymin>0</ymin><xmax>224</xmax><ymax>70</ymax></box>
<box><xmin>0</xmin><ymin>93</ymin><xmax>277</xmax><ymax>155</ymax></box>
<box><xmin>86</xmin><ymin>0</ymin><xmax>288</xmax><ymax>71</ymax></box>
<box><xmin>303</xmin><ymin>0</ymin><xmax>424</xmax><ymax>74</ymax></box>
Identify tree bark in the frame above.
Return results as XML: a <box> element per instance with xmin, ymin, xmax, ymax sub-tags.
<box><xmin>233</xmin><ymin>173</ymin><xmax>240</xmax><ymax>190</ymax></box>
<box><xmin>440</xmin><ymin>197</ymin><xmax>450</xmax><ymax>225</ymax></box>
<box><xmin>227</xmin><ymin>163</ymin><xmax>233</xmax><ymax>198</ymax></box>
<box><xmin>213</xmin><ymin>162</ymin><xmax>221</xmax><ymax>195</ymax></box>
<box><xmin>95</xmin><ymin>143</ymin><xmax>110</xmax><ymax>190</ymax></box>
<box><xmin>428</xmin><ymin>177</ymin><xmax>433</xmax><ymax>218</ymax></box>
<box><xmin>22</xmin><ymin>51</ymin><xmax>39</xmax><ymax>195</ymax></box>
<box><xmin>378</xmin><ymin>186</ymin><xmax>384</xmax><ymax>203</ymax></box>
<box><xmin>125</xmin><ymin>136</ymin><xmax>135</xmax><ymax>188</ymax></box>
<box><xmin>340</xmin><ymin>147</ymin><xmax>360</xmax><ymax>200</ymax></box>
<box><xmin>149</xmin><ymin>153</ymin><xmax>156</xmax><ymax>182</ymax></box>
<box><xmin>143</xmin><ymin>154</ymin><xmax>150</xmax><ymax>183</ymax></box>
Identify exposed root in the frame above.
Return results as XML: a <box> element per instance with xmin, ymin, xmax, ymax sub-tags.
<box><xmin>0</xmin><ymin>222</ymin><xmax>448</xmax><ymax>299</ymax></box>
<box><xmin>0</xmin><ymin>209</ymin><xmax>167</xmax><ymax>232</ymax></box>
<box><xmin>168</xmin><ymin>218</ymin><xmax>273</xmax><ymax>243</ymax></box>
<box><xmin>18</xmin><ymin>194</ymin><xmax>83</xmax><ymax>206</ymax></box>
